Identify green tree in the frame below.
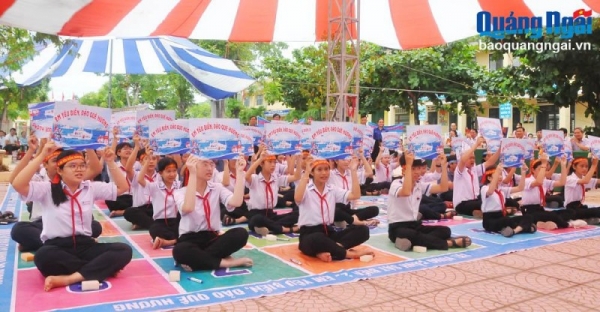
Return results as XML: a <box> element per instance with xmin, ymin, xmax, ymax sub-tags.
<box><xmin>360</xmin><ymin>41</ymin><xmax>486</xmax><ymax>124</ymax></box>
<box><xmin>186</xmin><ymin>102</ymin><xmax>212</xmax><ymax>118</ymax></box>
<box><xmin>482</xmin><ymin>19</ymin><xmax>600</xmax><ymax>134</ymax></box>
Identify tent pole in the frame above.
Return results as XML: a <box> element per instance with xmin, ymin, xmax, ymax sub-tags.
<box><xmin>108</xmin><ymin>39</ymin><xmax>114</xmax><ymax>108</ymax></box>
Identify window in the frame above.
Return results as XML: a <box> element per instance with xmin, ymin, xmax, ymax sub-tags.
<box><xmin>243</xmin><ymin>97</ymin><xmax>250</xmax><ymax>107</ymax></box>
<box><xmin>537</xmin><ymin>105</ymin><xmax>559</xmax><ymax>130</ymax></box>
<box><xmin>427</xmin><ymin>111</ymin><xmax>437</xmax><ymax>125</ymax></box>
<box><xmin>394</xmin><ymin>108</ymin><xmax>410</xmax><ymax>124</ymax></box>
<box><xmin>488</xmin><ymin>54</ymin><xmax>503</xmax><ymax>71</ymax></box>
<box><xmin>488</xmin><ymin>108</ymin><xmax>499</xmax><ymax>119</ymax></box>
<box><xmin>256</xmin><ymin>95</ymin><xmax>264</xmax><ymax>106</ymax></box>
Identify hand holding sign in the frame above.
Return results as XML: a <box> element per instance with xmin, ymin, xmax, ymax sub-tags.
<box><xmin>28</xmin><ymin>134</ymin><xmax>38</xmax><ymax>151</ymax></box>
<box><xmin>186</xmin><ymin>155</ymin><xmax>200</xmax><ymax>174</ymax></box>
<box><xmin>237</xmin><ymin>154</ymin><xmax>247</xmax><ymax>173</ymax></box>
<box><xmin>104</xmin><ymin>147</ymin><xmax>116</xmax><ymax>163</ymax></box>
<box><xmin>349</xmin><ymin>156</ymin><xmax>359</xmax><ymax>171</ymax></box>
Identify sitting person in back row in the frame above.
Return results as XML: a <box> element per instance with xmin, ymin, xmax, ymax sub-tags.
<box><xmin>388</xmin><ymin>151</ymin><xmax>471</xmax><ymax>251</ymax></box>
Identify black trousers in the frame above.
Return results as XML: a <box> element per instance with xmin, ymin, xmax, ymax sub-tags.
<box><xmin>277</xmin><ymin>188</ymin><xmax>296</xmax><ymax>208</ymax></box>
<box><xmin>455</xmin><ymin>199</ymin><xmax>482</xmax><ymax>216</ymax></box>
<box><xmin>482</xmin><ymin>211</ymin><xmax>534</xmax><ymax>233</ymax></box>
<box><xmin>565</xmin><ymin>201</ymin><xmax>600</xmax><ymax>219</ymax></box>
<box><xmin>149</xmin><ymin>218</ymin><xmax>180</xmax><ymax>240</ymax></box>
<box><xmin>105</xmin><ymin>194</ymin><xmax>133</xmax><ymax>212</ymax></box>
<box><xmin>123</xmin><ymin>204</ymin><xmax>153</xmax><ymax>229</ymax></box>
<box><xmin>388</xmin><ymin>221</ymin><xmax>451</xmax><ymax>250</ymax></box>
<box><xmin>298</xmin><ymin>224</ymin><xmax>369</xmax><ymax>260</ymax></box>
<box><xmin>220</xmin><ymin>201</ymin><xmax>249</xmax><ymax>220</ymax></box>
<box><xmin>11</xmin><ymin>219</ymin><xmax>103</xmax><ymax>252</ymax></box>
<box><xmin>439</xmin><ymin>190</ymin><xmax>453</xmax><ymax>202</ymax></box>
<box><xmin>505</xmin><ymin>198</ymin><xmax>520</xmax><ymax>209</ymax></box>
<box><xmin>545</xmin><ymin>194</ymin><xmax>564</xmax><ymax>207</ymax></box>
<box><xmin>520</xmin><ymin>204</ymin><xmax>570</xmax><ymax>228</ymax></box>
<box><xmin>247</xmin><ymin>209</ymin><xmax>299</xmax><ymax>234</ymax></box>
<box><xmin>34</xmin><ymin>236</ymin><xmax>132</xmax><ymax>281</ymax></box>
<box><xmin>172</xmin><ymin>228</ymin><xmax>248</xmax><ymax>271</ymax></box>
<box><xmin>334</xmin><ymin>203</ymin><xmax>379</xmax><ymax>224</ymax></box>
<box><xmin>369</xmin><ymin>181</ymin><xmax>391</xmax><ymax>191</ymax></box>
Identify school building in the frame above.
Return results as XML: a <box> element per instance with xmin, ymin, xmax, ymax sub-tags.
<box><xmin>374</xmin><ymin>50</ymin><xmax>593</xmax><ymax>136</ymax></box>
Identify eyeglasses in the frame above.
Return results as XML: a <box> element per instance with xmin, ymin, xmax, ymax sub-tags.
<box><xmin>64</xmin><ymin>163</ymin><xmax>88</xmax><ymax>171</ymax></box>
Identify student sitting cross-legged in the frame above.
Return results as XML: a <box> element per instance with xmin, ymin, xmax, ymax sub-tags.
<box><xmin>295</xmin><ymin>155</ymin><xmax>374</xmax><ymax>262</ymax></box>
<box><xmin>12</xmin><ymin>141</ymin><xmax>133</xmax><ymax>292</ymax></box>
<box><xmin>388</xmin><ymin>151</ymin><xmax>472</xmax><ymax>251</ymax></box>
<box><xmin>172</xmin><ymin>154</ymin><xmax>253</xmax><ymax>271</ymax></box>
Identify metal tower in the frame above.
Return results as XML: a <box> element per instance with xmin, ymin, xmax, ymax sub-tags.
<box><xmin>326</xmin><ymin>0</ymin><xmax>360</xmax><ymax>122</ymax></box>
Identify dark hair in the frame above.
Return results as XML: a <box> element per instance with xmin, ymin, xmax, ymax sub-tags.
<box><xmin>158</xmin><ymin>157</ymin><xmax>177</xmax><ymax>172</ymax></box>
<box><xmin>116</xmin><ymin>142</ymin><xmax>132</xmax><ymax>154</ymax></box>
<box><xmin>570</xmin><ymin>157</ymin><xmax>588</xmax><ymax>174</ymax></box>
<box><xmin>450</xmin><ymin>130</ymin><xmax>457</xmax><ymax>136</ymax></box>
<box><xmin>136</xmin><ymin>148</ymin><xmax>146</xmax><ymax>161</ymax></box>
<box><xmin>361</xmin><ymin>115</ymin><xmax>367</xmax><ymax>118</ymax></box>
<box><xmin>483</xmin><ymin>165</ymin><xmax>497</xmax><ymax>185</ymax></box>
<box><xmin>516</xmin><ymin>127</ymin><xmax>525</xmax><ymax>131</ymax></box>
<box><xmin>273</xmin><ymin>114</ymin><xmax>281</xmax><ymax>119</ymax></box>
<box><xmin>560</xmin><ymin>128</ymin><xmax>568</xmax><ymax>135</ymax></box>
<box><xmin>51</xmin><ymin>150</ymin><xmax>83</xmax><ymax>206</ymax></box>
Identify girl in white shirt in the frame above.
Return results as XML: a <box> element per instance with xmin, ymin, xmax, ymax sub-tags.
<box><xmin>563</xmin><ymin>157</ymin><xmax>600</xmax><ymax>224</ymax></box>
<box><xmin>480</xmin><ymin>164</ymin><xmax>534</xmax><ymax>237</ymax></box>
<box><xmin>173</xmin><ymin>155</ymin><xmax>252</xmax><ymax>272</ymax></box>
<box><xmin>105</xmin><ymin>129</ymin><xmax>136</xmax><ymax>216</ymax></box>
<box><xmin>330</xmin><ymin>148</ymin><xmax>379</xmax><ymax>227</ymax></box>
<box><xmin>10</xmin><ymin>138</ymin><xmax>103</xmax><ymax>252</ymax></box>
<box><xmin>388</xmin><ymin>152</ymin><xmax>471</xmax><ymax>251</ymax></box>
<box><xmin>244</xmin><ymin>152</ymin><xmax>301</xmax><ymax>237</ymax></box>
<box><xmin>520</xmin><ymin>156</ymin><xmax>586</xmax><ymax>230</ymax></box>
<box><xmin>137</xmin><ymin>153</ymin><xmax>181</xmax><ymax>249</ymax></box>
<box><xmin>123</xmin><ymin>137</ymin><xmax>158</xmax><ymax>230</ymax></box>
<box><xmin>294</xmin><ymin>156</ymin><xmax>374</xmax><ymax>262</ymax></box>
<box><xmin>372</xmin><ymin>149</ymin><xmax>399</xmax><ymax>192</ymax></box>
<box><xmin>220</xmin><ymin>159</ymin><xmax>250</xmax><ymax>226</ymax></box>
<box><xmin>12</xmin><ymin>142</ymin><xmax>132</xmax><ymax>292</ymax></box>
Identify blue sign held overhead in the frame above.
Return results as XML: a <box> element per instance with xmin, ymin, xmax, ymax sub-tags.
<box><xmin>499</xmin><ymin>102</ymin><xmax>512</xmax><ymax>119</ymax></box>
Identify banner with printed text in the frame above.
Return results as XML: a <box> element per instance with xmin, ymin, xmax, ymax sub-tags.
<box><xmin>588</xmin><ymin>135</ymin><xmax>600</xmax><ymax>159</ymax></box>
<box><xmin>309</xmin><ymin>122</ymin><xmax>354</xmax><ymax>159</ymax></box>
<box><xmin>189</xmin><ymin>119</ymin><xmax>241</xmax><ymax>160</ymax></box>
<box><xmin>477</xmin><ymin>117</ymin><xmax>502</xmax><ymax>153</ymax></box>
<box><xmin>264</xmin><ymin>123</ymin><xmax>302</xmax><ymax>155</ymax></box>
<box><xmin>300</xmin><ymin>125</ymin><xmax>312</xmax><ymax>150</ymax></box>
<box><xmin>28</xmin><ymin>101</ymin><xmax>55</xmax><ymax>139</ymax></box>
<box><xmin>238</xmin><ymin>130</ymin><xmax>256</xmax><ymax>156</ymax></box>
<box><xmin>111</xmin><ymin>110</ymin><xmax>137</xmax><ymax>141</ymax></box>
<box><xmin>406</xmin><ymin>125</ymin><xmax>443</xmax><ymax>160</ymax></box>
<box><xmin>242</xmin><ymin>126</ymin><xmax>265</xmax><ymax>146</ymax></box>
<box><xmin>382</xmin><ymin>132</ymin><xmax>402</xmax><ymax>151</ymax></box>
<box><xmin>541</xmin><ymin>130</ymin><xmax>565</xmax><ymax>157</ymax></box>
<box><xmin>52</xmin><ymin>103</ymin><xmax>111</xmax><ymax>150</ymax></box>
<box><xmin>136</xmin><ymin>110</ymin><xmax>175</xmax><ymax>139</ymax></box>
<box><xmin>500</xmin><ymin>138</ymin><xmax>526</xmax><ymax>168</ymax></box>
<box><xmin>149</xmin><ymin>119</ymin><xmax>190</xmax><ymax>155</ymax></box>
<box><xmin>524</xmin><ymin>139</ymin><xmax>535</xmax><ymax>160</ymax></box>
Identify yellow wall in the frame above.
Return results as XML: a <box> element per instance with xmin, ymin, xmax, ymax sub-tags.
<box><xmin>244</xmin><ymin>94</ymin><xmax>288</xmax><ymax>110</ymax></box>
<box><xmin>575</xmin><ymin>102</ymin><xmax>594</xmax><ymax>129</ymax></box>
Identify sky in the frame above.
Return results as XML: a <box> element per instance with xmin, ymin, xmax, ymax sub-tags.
<box><xmin>46</xmin><ymin>41</ymin><xmax>315</xmax><ymax>101</ymax></box>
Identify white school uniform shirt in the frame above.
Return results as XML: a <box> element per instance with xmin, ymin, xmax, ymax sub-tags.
<box><xmin>328</xmin><ymin>168</ymin><xmax>365</xmax><ymax>208</ymax></box>
<box><xmin>175</xmin><ymin>182</ymin><xmax>234</xmax><ymax>236</ymax></box>
<box><xmin>131</xmin><ymin>171</ymin><xmax>159</xmax><ymax>207</ymax></box>
<box><xmin>452</xmin><ymin>163</ymin><xmax>486</xmax><ymax>208</ymax></box>
<box><xmin>480</xmin><ymin>185</ymin><xmax>510</xmax><ymax>213</ymax></box>
<box><xmin>217</xmin><ymin>171</ymin><xmax>242</xmax><ymax>192</ymax></box>
<box><xmin>387</xmin><ymin>178</ymin><xmax>433</xmax><ymax>223</ymax></box>
<box><xmin>275</xmin><ymin>162</ymin><xmax>288</xmax><ymax>177</ymax></box>
<box><xmin>210</xmin><ymin>167</ymin><xmax>220</xmax><ymax>183</ymax></box>
<box><xmin>374</xmin><ymin>162</ymin><xmax>397</xmax><ymax>183</ymax></box>
<box><xmin>145</xmin><ymin>180</ymin><xmax>181</xmax><ymax>220</ymax></box>
<box><xmin>572</xmin><ymin>138</ymin><xmax>590</xmax><ymax>152</ymax></box>
<box><xmin>500</xmin><ymin>170</ymin><xmax>522</xmax><ymax>188</ymax></box>
<box><xmin>564</xmin><ymin>173</ymin><xmax>598</xmax><ymax>206</ymax></box>
<box><xmin>521</xmin><ymin>176</ymin><xmax>555</xmax><ymax>206</ymax></box>
<box><xmin>246</xmin><ymin>173</ymin><xmax>288</xmax><ymax>210</ymax></box>
<box><xmin>29</xmin><ymin>171</ymin><xmax>49</xmax><ymax>221</ymax></box>
<box><xmin>22</xmin><ymin>180</ymin><xmax>117</xmax><ymax>242</ymax></box>
<box><xmin>297</xmin><ymin>181</ymin><xmax>349</xmax><ymax>227</ymax></box>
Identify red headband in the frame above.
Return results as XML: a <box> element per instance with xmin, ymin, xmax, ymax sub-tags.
<box><xmin>573</xmin><ymin>158</ymin><xmax>588</xmax><ymax>166</ymax></box>
<box><xmin>57</xmin><ymin>154</ymin><xmax>85</xmax><ymax>167</ymax></box>
<box><xmin>264</xmin><ymin>155</ymin><xmax>276</xmax><ymax>161</ymax></box>
<box><xmin>313</xmin><ymin>159</ymin><xmax>330</xmax><ymax>168</ymax></box>
<box><xmin>44</xmin><ymin>150</ymin><xmax>61</xmax><ymax>163</ymax></box>
<box><xmin>165</xmin><ymin>163</ymin><xmax>177</xmax><ymax>170</ymax></box>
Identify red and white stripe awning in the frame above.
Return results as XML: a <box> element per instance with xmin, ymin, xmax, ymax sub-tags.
<box><xmin>0</xmin><ymin>0</ymin><xmax>599</xmax><ymax>50</ymax></box>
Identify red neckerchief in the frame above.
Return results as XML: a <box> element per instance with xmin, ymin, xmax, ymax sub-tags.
<box><xmin>313</xmin><ymin>189</ymin><xmax>331</xmax><ymax>235</ymax></box>
<box><xmin>337</xmin><ymin>170</ymin><xmax>349</xmax><ymax>190</ymax></box>
<box><xmin>163</xmin><ymin>185</ymin><xmax>176</xmax><ymax>225</ymax></box>
<box><xmin>538</xmin><ymin>185</ymin><xmax>546</xmax><ymax>207</ymax></box>
<box><xmin>64</xmin><ymin>188</ymin><xmax>83</xmax><ymax>248</ymax></box>
<box><xmin>119</xmin><ymin>165</ymin><xmax>131</xmax><ymax>191</ymax></box>
<box><xmin>495</xmin><ymin>189</ymin><xmax>506</xmax><ymax>216</ymax></box>
<box><xmin>196</xmin><ymin>191</ymin><xmax>213</xmax><ymax>231</ymax></box>
<box><xmin>262</xmin><ymin>178</ymin><xmax>274</xmax><ymax>212</ymax></box>
<box><xmin>145</xmin><ymin>173</ymin><xmax>156</xmax><ymax>203</ymax></box>
<box><xmin>467</xmin><ymin>168</ymin><xmax>477</xmax><ymax>199</ymax></box>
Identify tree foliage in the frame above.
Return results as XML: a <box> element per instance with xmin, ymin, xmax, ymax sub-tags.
<box><xmin>483</xmin><ymin>18</ymin><xmax>600</xmax><ymax>133</ymax></box>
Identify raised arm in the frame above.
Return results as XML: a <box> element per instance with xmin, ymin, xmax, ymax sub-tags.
<box><xmin>104</xmin><ymin>148</ymin><xmax>129</xmax><ymax>195</ymax></box>
<box><xmin>530</xmin><ymin>158</ymin><xmax>547</xmax><ymax>188</ymax></box>
<box><xmin>510</xmin><ymin>164</ymin><xmax>526</xmax><ymax>194</ymax></box>
<box><xmin>226</xmin><ymin>155</ymin><xmax>247</xmax><ymax>208</ymax></box>
<box><xmin>125</xmin><ymin>135</ymin><xmax>140</xmax><ymax>181</ymax></box>
<box><xmin>110</xmin><ymin>127</ymin><xmax>119</xmax><ymax>152</ymax></box>
<box><xmin>221</xmin><ymin>160</ymin><xmax>231</xmax><ymax>187</ymax></box>
<box><xmin>553</xmin><ymin>156</ymin><xmax>568</xmax><ymax>187</ymax></box>
<box><xmin>546</xmin><ymin>158</ymin><xmax>560</xmax><ymax>179</ymax></box>
<box><xmin>83</xmin><ymin>148</ymin><xmax>102</xmax><ymax>180</ymax></box>
<box><xmin>347</xmin><ymin>156</ymin><xmax>362</xmax><ymax>200</ymax></box>
<box><xmin>246</xmin><ymin>152</ymin><xmax>265</xmax><ymax>183</ymax></box>
<box><xmin>398</xmin><ymin>152</ymin><xmax>414</xmax><ymax>197</ymax></box>
<box><xmin>358</xmin><ymin>148</ymin><xmax>373</xmax><ymax>178</ymax></box>
<box><xmin>286</xmin><ymin>155</ymin><xmax>302</xmax><ymax>184</ymax></box>
<box><xmin>374</xmin><ymin>146</ymin><xmax>384</xmax><ymax>168</ymax></box>
<box><xmin>458</xmin><ymin>136</ymin><xmax>484</xmax><ymax>172</ymax></box>
<box><xmin>181</xmin><ymin>156</ymin><xmax>200</xmax><ymax>214</ymax></box>
<box><xmin>136</xmin><ymin>150</ymin><xmax>152</xmax><ymax>187</ymax></box>
<box><xmin>501</xmin><ymin>167</ymin><xmax>516</xmax><ymax>185</ymax></box>
<box><xmin>485</xmin><ymin>164</ymin><xmax>503</xmax><ymax>196</ymax></box>
<box><xmin>12</xmin><ymin>140</ymin><xmax>54</xmax><ymax>197</ymax></box>
<box><xmin>430</xmin><ymin>152</ymin><xmax>449</xmax><ymax>194</ymax></box>
<box><xmin>9</xmin><ymin>134</ymin><xmax>38</xmax><ymax>183</ymax></box>
<box><xmin>484</xmin><ymin>148</ymin><xmax>501</xmax><ymax>169</ymax></box>
<box><xmin>294</xmin><ymin>157</ymin><xmax>313</xmax><ymax>204</ymax></box>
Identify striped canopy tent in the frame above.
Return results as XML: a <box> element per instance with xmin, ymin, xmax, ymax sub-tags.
<box><xmin>0</xmin><ymin>36</ymin><xmax>254</xmax><ymax>100</ymax></box>
<box><xmin>0</xmin><ymin>0</ymin><xmax>598</xmax><ymax>50</ymax></box>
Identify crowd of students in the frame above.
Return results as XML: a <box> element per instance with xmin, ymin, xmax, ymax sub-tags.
<box><xmin>8</xmin><ymin>120</ymin><xmax>599</xmax><ymax>292</ymax></box>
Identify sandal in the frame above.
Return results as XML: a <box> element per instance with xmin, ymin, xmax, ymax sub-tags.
<box><xmin>443</xmin><ymin>210</ymin><xmax>456</xmax><ymax>219</ymax></box>
<box><xmin>449</xmin><ymin>236</ymin><xmax>472</xmax><ymax>248</ymax></box>
<box><xmin>221</xmin><ymin>215</ymin><xmax>236</xmax><ymax>226</ymax></box>
<box><xmin>0</xmin><ymin>211</ymin><xmax>17</xmax><ymax>224</ymax></box>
